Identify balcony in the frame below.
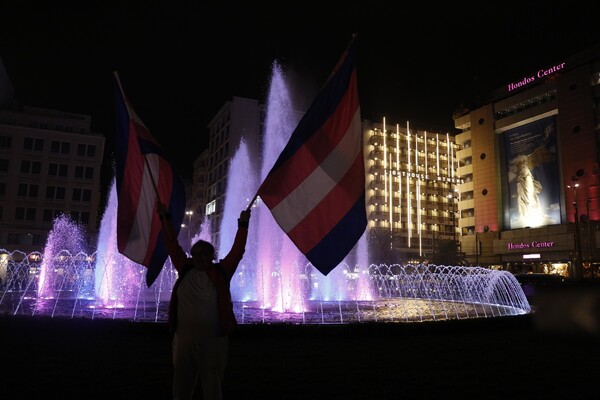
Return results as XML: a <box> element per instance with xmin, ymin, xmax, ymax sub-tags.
<box><xmin>457</xmin><ymin>164</ymin><xmax>473</xmax><ymax>176</ymax></box>
<box><xmin>458</xmin><ymin>181</ymin><xmax>473</xmax><ymax>193</ymax></box>
<box><xmin>368</xmin><ymin>195</ymin><xmax>386</xmax><ymax>205</ymax></box>
<box><xmin>454</xmin><ymin>114</ymin><xmax>470</xmax><ymax>130</ymax></box>
<box><xmin>458</xmin><ymin>198</ymin><xmax>474</xmax><ymax>212</ymax></box>
<box><xmin>369</xmin><ymin>164</ymin><xmax>383</xmax><ymax>174</ymax></box>
<box><xmin>456</xmin><ymin>147</ymin><xmax>472</xmax><ymax>160</ymax></box>
<box><xmin>459</xmin><ymin>216</ymin><xmax>475</xmax><ymax>229</ymax></box>
<box><xmin>368</xmin><ymin>180</ymin><xmax>386</xmax><ymax>190</ymax></box>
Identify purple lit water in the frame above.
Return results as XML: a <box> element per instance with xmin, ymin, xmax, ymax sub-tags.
<box><xmin>224</xmin><ymin>62</ymin><xmax>373</xmax><ymax>315</ymax></box>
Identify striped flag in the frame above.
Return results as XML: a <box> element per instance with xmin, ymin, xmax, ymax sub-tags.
<box><xmin>113</xmin><ymin>72</ymin><xmax>186</xmax><ymax>287</ymax></box>
<box><xmin>257</xmin><ymin>38</ymin><xmax>366</xmax><ymax>275</ymax></box>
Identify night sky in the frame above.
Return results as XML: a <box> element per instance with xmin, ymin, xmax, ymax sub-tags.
<box><xmin>1</xmin><ymin>2</ymin><xmax>600</xmax><ymax>180</ymax></box>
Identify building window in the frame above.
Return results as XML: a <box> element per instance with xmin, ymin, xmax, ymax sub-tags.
<box><xmin>206</xmin><ymin>200</ymin><xmax>216</xmax><ymax>215</ymax></box>
<box><xmin>72</xmin><ymin>188</ymin><xmax>91</xmax><ymax>202</ymax></box>
<box><xmin>24</xmin><ymin>137</ymin><xmax>44</xmax><ymax>151</ymax></box>
<box><xmin>49</xmin><ymin>163</ymin><xmax>68</xmax><ymax>177</ymax></box>
<box><xmin>0</xmin><ymin>135</ymin><xmax>12</xmax><ymax>149</ymax></box>
<box><xmin>17</xmin><ymin>184</ymin><xmax>39</xmax><ymax>198</ymax></box>
<box><xmin>77</xmin><ymin>144</ymin><xmax>96</xmax><ymax>157</ymax></box>
<box><xmin>43</xmin><ymin>209</ymin><xmax>53</xmax><ymax>222</ymax></box>
<box><xmin>15</xmin><ymin>207</ymin><xmax>36</xmax><ymax>221</ymax></box>
<box><xmin>32</xmin><ymin>234</ymin><xmax>45</xmax><ymax>246</ymax></box>
<box><xmin>71</xmin><ymin>211</ymin><xmax>90</xmax><ymax>225</ymax></box>
<box><xmin>7</xmin><ymin>233</ymin><xmax>20</xmax><ymax>244</ymax></box>
<box><xmin>43</xmin><ymin>209</ymin><xmax>63</xmax><ymax>223</ymax></box>
<box><xmin>75</xmin><ymin>166</ymin><xmax>94</xmax><ymax>180</ymax></box>
<box><xmin>50</xmin><ymin>141</ymin><xmax>71</xmax><ymax>154</ymax></box>
<box><xmin>21</xmin><ymin>160</ymin><xmax>42</xmax><ymax>174</ymax></box>
<box><xmin>46</xmin><ymin>186</ymin><xmax>66</xmax><ymax>200</ymax></box>
<box><xmin>0</xmin><ymin>159</ymin><xmax>8</xmax><ymax>172</ymax></box>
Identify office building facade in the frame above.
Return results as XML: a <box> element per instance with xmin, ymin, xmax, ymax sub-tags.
<box><xmin>202</xmin><ymin>96</ymin><xmax>263</xmax><ymax>245</ymax></box>
<box><xmin>0</xmin><ymin>57</ymin><xmax>105</xmax><ymax>254</ymax></box>
<box><xmin>454</xmin><ymin>45</ymin><xmax>600</xmax><ymax>279</ymax></box>
<box><xmin>0</xmin><ymin>105</ymin><xmax>105</xmax><ymax>254</ymax></box>
<box><xmin>363</xmin><ymin>118</ymin><xmax>462</xmax><ymax>263</ymax></box>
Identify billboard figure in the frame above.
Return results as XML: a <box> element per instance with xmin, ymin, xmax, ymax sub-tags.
<box><xmin>508</xmin><ymin>145</ymin><xmax>555</xmax><ymax>227</ymax></box>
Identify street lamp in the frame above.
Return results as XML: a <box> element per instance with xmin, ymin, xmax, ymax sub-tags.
<box><xmin>448</xmin><ymin>191</ymin><xmax>457</xmax><ymax>244</ymax></box>
<box><xmin>587</xmin><ymin>198</ymin><xmax>593</xmax><ymax>279</ymax></box>
<box><xmin>185</xmin><ymin>210</ymin><xmax>194</xmax><ymax>250</ymax></box>
<box><xmin>568</xmin><ymin>179</ymin><xmax>583</xmax><ymax>280</ymax></box>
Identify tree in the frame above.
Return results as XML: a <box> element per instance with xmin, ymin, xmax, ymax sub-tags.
<box><xmin>429</xmin><ymin>238</ymin><xmax>467</xmax><ymax>266</ymax></box>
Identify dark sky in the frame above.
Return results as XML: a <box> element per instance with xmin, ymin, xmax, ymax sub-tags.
<box><xmin>2</xmin><ymin>2</ymin><xmax>600</xmax><ymax>179</ymax></box>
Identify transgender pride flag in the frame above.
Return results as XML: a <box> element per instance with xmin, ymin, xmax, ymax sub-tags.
<box><xmin>113</xmin><ymin>72</ymin><xmax>186</xmax><ymax>287</ymax></box>
<box><xmin>257</xmin><ymin>37</ymin><xmax>366</xmax><ymax>276</ymax></box>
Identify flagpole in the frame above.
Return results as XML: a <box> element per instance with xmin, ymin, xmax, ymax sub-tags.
<box><xmin>247</xmin><ymin>193</ymin><xmax>259</xmax><ymax>211</ymax></box>
<box><xmin>113</xmin><ymin>71</ymin><xmax>162</xmax><ymax>203</ymax></box>
<box><xmin>324</xmin><ymin>33</ymin><xmax>358</xmax><ymax>84</ymax></box>
<box><xmin>246</xmin><ymin>34</ymin><xmax>358</xmax><ymax>215</ymax></box>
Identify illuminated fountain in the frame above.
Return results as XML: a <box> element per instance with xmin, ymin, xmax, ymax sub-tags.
<box><xmin>0</xmin><ymin>62</ymin><xmax>531</xmax><ymax>323</ymax></box>
<box><xmin>0</xmin><ymin>182</ymin><xmax>175</xmax><ymax>321</ymax></box>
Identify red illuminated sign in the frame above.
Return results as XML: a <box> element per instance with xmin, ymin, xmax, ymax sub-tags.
<box><xmin>507</xmin><ymin>62</ymin><xmax>566</xmax><ymax>92</ymax></box>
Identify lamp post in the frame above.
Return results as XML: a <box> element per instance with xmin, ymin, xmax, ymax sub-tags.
<box><xmin>568</xmin><ymin>179</ymin><xmax>583</xmax><ymax>280</ymax></box>
<box><xmin>475</xmin><ymin>231</ymin><xmax>479</xmax><ymax>267</ymax></box>
<box><xmin>587</xmin><ymin>198</ymin><xmax>593</xmax><ymax>279</ymax></box>
<box><xmin>448</xmin><ymin>191</ymin><xmax>457</xmax><ymax>244</ymax></box>
<box><xmin>185</xmin><ymin>210</ymin><xmax>194</xmax><ymax>251</ymax></box>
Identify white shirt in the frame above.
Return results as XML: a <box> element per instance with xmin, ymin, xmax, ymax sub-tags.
<box><xmin>175</xmin><ymin>268</ymin><xmax>219</xmax><ymax>336</ymax></box>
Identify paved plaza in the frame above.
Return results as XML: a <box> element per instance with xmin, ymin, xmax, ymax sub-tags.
<box><xmin>1</xmin><ymin>308</ymin><xmax>598</xmax><ymax>399</ymax></box>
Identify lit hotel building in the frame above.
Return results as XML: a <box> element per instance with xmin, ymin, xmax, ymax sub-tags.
<box><xmin>454</xmin><ymin>44</ymin><xmax>600</xmax><ymax>279</ymax></box>
<box><xmin>363</xmin><ymin>118</ymin><xmax>462</xmax><ymax>263</ymax></box>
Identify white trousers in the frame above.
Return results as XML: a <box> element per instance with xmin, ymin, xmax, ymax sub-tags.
<box><xmin>172</xmin><ymin>331</ymin><xmax>228</xmax><ymax>400</ymax></box>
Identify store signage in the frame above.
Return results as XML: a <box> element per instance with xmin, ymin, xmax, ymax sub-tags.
<box><xmin>507</xmin><ymin>241</ymin><xmax>555</xmax><ymax>250</ymax></box>
<box><xmin>397</xmin><ymin>171</ymin><xmax>464</xmax><ymax>184</ymax></box>
<box><xmin>507</xmin><ymin>62</ymin><xmax>566</xmax><ymax>92</ymax></box>
<box><xmin>523</xmin><ymin>254</ymin><xmax>541</xmax><ymax>259</ymax></box>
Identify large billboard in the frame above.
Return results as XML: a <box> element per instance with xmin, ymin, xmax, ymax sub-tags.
<box><xmin>503</xmin><ymin>116</ymin><xmax>560</xmax><ymax>229</ymax></box>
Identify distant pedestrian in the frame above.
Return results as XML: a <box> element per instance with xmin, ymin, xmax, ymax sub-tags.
<box><xmin>157</xmin><ymin>202</ymin><xmax>251</xmax><ymax>400</ymax></box>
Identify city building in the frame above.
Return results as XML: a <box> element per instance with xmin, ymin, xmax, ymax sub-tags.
<box><xmin>363</xmin><ymin>118</ymin><xmax>462</xmax><ymax>264</ymax></box>
<box><xmin>186</xmin><ymin>149</ymin><xmax>209</xmax><ymax>236</ymax></box>
<box><xmin>454</xmin><ymin>44</ymin><xmax>600</xmax><ymax>279</ymax></box>
<box><xmin>0</xmin><ymin>57</ymin><xmax>105</xmax><ymax>254</ymax></box>
<box><xmin>203</xmin><ymin>96</ymin><xmax>263</xmax><ymax>245</ymax></box>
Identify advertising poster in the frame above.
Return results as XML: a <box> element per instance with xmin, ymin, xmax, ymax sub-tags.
<box><xmin>504</xmin><ymin>116</ymin><xmax>560</xmax><ymax>229</ymax></box>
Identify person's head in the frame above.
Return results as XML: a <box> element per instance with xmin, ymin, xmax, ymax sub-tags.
<box><xmin>190</xmin><ymin>240</ymin><xmax>215</xmax><ymax>265</ymax></box>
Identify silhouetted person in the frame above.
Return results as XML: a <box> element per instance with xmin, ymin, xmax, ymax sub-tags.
<box><xmin>157</xmin><ymin>202</ymin><xmax>251</xmax><ymax>400</ymax></box>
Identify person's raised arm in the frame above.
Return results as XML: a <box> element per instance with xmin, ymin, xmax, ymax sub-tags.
<box><xmin>157</xmin><ymin>201</ymin><xmax>187</xmax><ymax>271</ymax></box>
<box><xmin>220</xmin><ymin>209</ymin><xmax>251</xmax><ymax>277</ymax></box>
